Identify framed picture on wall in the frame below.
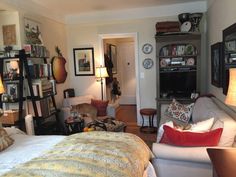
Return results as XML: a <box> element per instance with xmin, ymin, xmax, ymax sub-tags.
<box><xmin>73</xmin><ymin>48</ymin><xmax>95</xmax><ymax>76</ymax></box>
<box><xmin>6</xmin><ymin>82</ymin><xmax>19</xmax><ymax>100</ymax></box>
<box><xmin>109</xmin><ymin>44</ymin><xmax>117</xmax><ymax>74</ymax></box>
<box><xmin>211</xmin><ymin>42</ymin><xmax>223</xmax><ymax>87</ymax></box>
<box><xmin>24</xmin><ymin>18</ymin><xmax>43</xmax><ymax>45</ymax></box>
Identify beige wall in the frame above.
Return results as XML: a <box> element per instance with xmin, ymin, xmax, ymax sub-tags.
<box><xmin>207</xmin><ymin>0</ymin><xmax>236</xmax><ymax>109</ymax></box>
<box><xmin>66</xmin><ymin>17</ymin><xmax>178</xmax><ymax>124</ymax></box>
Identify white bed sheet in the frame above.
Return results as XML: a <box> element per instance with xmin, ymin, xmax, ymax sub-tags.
<box><xmin>0</xmin><ymin>129</ymin><xmax>156</xmax><ymax>177</ymax></box>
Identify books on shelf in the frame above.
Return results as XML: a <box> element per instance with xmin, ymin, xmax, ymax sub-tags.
<box><xmin>28</xmin><ymin>62</ymin><xmax>52</xmax><ymax>78</ymax></box>
<box><xmin>27</xmin><ymin>97</ymin><xmax>56</xmax><ymax>117</ymax></box>
<box><xmin>23</xmin><ymin>44</ymin><xmax>49</xmax><ymax>58</ymax></box>
<box><xmin>28</xmin><ymin>78</ymin><xmax>56</xmax><ymax>98</ymax></box>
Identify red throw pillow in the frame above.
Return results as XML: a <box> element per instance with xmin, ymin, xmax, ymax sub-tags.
<box><xmin>91</xmin><ymin>99</ymin><xmax>109</xmax><ymax>116</ymax></box>
<box><xmin>160</xmin><ymin>125</ymin><xmax>223</xmax><ymax>147</ymax></box>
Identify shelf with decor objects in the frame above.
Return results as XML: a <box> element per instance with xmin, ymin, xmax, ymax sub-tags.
<box><xmin>0</xmin><ymin>50</ymin><xmax>25</xmax><ymax>128</ymax></box>
<box><xmin>22</xmin><ymin>45</ymin><xmax>60</xmax><ymax>135</ymax></box>
<box><xmin>155</xmin><ymin>32</ymin><xmax>201</xmax><ymax>127</ymax></box>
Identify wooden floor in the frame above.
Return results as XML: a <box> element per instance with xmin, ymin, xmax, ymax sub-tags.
<box><xmin>116</xmin><ymin>105</ymin><xmax>157</xmax><ymax>148</ymax></box>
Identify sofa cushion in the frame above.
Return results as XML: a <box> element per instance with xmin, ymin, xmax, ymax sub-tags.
<box><xmin>63</xmin><ymin>95</ymin><xmax>94</xmax><ymax>107</ymax></box>
<box><xmin>152</xmin><ymin>143</ymin><xmax>211</xmax><ymax>163</ymax></box>
<box><xmin>192</xmin><ymin>97</ymin><xmax>218</xmax><ymax>123</ymax></box>
<box><xmin>91</xmin><ymin>99</ymin><xmax>109</xmax><ymax>116</ymax></box>
<box><xmin>160</xmin><ymin>125</ymin><xmax>223</xmax><ymax>147</ymax></box>
<box><xmin>190</xmin><ymin>117</ymin><xmax>215</xmax><ymax>132</ymax></box>
<box><xmin>165</xmin><ymin>99</ymin><xmax>194</xmax><ymax>125</ymax></box>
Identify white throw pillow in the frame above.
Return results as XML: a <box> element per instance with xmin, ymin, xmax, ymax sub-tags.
<box><xmin>157</xmin><ymin>121</ymin><xmax>174</xmax><ymax>142</ymax></box>
<box><xmin>189</xmin><ymin>117</ymin><xmax>215</xmax><ymax>132</ymax></box>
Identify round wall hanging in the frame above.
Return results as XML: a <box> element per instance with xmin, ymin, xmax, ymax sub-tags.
<box><xmin>143</xmin><ymin>58</ymin><xmax>154</xmax><ymax>69</ymax></box>
<box><xmin>142</xmin><ymin>43</ymin><xmax>153</xmax><ymax>54</ymax></box>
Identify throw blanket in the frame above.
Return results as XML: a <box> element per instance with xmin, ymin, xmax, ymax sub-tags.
<box><xmin>2</xmin><ymin>132</ymin><xmax>152</xmax><ymax>177</ymax></box>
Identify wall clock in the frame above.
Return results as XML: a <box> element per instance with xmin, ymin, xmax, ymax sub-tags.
<box><xmin>143</xmin><ymin>58</ymin><xmax>154</xmax><ymax>69</ymax></box>
<box><xmin>142</xmin><ymin>43</ymin><xmax>153</xmax><ymax>54</ymax></box>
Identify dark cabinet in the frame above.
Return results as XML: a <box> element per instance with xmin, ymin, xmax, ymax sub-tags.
<box><xmin>156</xmin><ymin>32</ymin><xmax>201</xmax><ymax>127</ymax></box>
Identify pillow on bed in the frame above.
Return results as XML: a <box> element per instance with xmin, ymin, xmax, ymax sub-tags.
<box><xmin>0</xmin><ymin>128</ymin><xmax>14</xmax><ymax>152</ymax></box>
<box><xmin>4</xmin><ymin>127</ymin><xmax>26</xmax><ymax>136</ymax></box>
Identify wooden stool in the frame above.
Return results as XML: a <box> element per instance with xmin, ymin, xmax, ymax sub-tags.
<box><xmin>140</xmin><ymin>108</ymin><xmax>157</xmax><ymax>133</ymax></box>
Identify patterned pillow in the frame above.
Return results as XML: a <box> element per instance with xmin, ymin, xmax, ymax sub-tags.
<box><xmin>0</xmin><ymin>128</ymin><xmax>14</xmax><ymax>152</ymax></box>
<box><xmin>165</xmin><ymin>99</ymin><xmax>194</xmax><ymax>124</ymax></box>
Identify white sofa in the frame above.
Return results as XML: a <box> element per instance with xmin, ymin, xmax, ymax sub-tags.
<box><xmin>60</xmin><ymin>95</ymin><xmax>119</xmax><ymax>122</ymax></box>
<box><xmin>152</xmin><ymin>97</ymin><xmax>236</xmax><ymax>177</ymax></box>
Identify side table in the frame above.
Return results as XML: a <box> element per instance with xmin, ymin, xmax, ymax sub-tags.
<box><xmin>65</xmin><ymin>117</ymin><xmax>84</xmax><ymax>135</ymax></box>
<box><xmin>140</xmin><ymin>108</ymin><xmax>157</xmax><ymax>133</ymax></box>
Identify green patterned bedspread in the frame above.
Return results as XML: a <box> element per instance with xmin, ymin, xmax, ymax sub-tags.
<box><xmin>2</xmin><ymin>132</ymin><xmax>152</xmax><ymax>177</ymax></box>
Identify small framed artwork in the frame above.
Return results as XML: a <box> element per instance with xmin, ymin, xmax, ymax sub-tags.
<box><xmin>6</xmin><ymin>83</ymin><xmax>19</xmax><ymax>100</ymax></box>
<box><xmin>24</xmin><ymin>18</ymin><xmax>43</xmax><ymax>45</ymax></box>
<box><xmin>211</xmin><ymin>42</ymin><xmax>223</xmax><ymax>87</ymax></box>
<box><xmin>109</xmin><ymin>44</ymin><xmax>117</xmax><ymax>74</ymax></box>
<box><xmin>73</xmin><ymin>48</ymin><xmax>95</xmax><ymax>76</ymax></box>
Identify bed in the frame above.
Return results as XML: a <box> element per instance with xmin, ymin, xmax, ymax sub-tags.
<box><xmin>0</xmin><ymin>127</ymin><xmax>157</xmax><ymax>177</ymax></box>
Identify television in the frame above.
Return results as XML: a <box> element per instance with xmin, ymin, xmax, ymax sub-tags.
<box><xmin>160</xmin><ymin>71</ymin><xmax>196</xmax><ymax>99</ymax></box>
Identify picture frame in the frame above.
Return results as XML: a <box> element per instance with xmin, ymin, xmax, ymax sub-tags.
<box><xmin>6</xmin><ymin>83</ymin><xmax>19</xmax><ymax>100</ymax></box>
<box><xmin>24</xmin><ymin>18</ymin><xmax>43</xmax><ymax>45</ymax></box>
<box><xmin>109</xmin><ymin>44</ymin><xmax>117</xmax><ymax>74</ymax></box>
<box><xmin>211</xmin><ymin>42</ymin><xmax>223</xmax><ymax>87</ymax></box>
<box><xmin>73</xmin><ymin>48</ymin><xmax>95</xmax><ymax>76</ymax></box>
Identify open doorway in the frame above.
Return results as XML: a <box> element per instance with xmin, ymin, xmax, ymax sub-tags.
<box><xmin>103</xmin><ymin>37</ymin><xmax>136</xmax><ymax>104</ymax></box>
<box><xmin>99</xmin><ymin>33</ymin><xmax>140</xmax><ymax>124</ymax></box>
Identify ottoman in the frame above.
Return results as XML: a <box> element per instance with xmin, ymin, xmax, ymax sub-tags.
<box><xmin>87</xmin><ymin>117</ymin><xmax>126</xmax><ymax>132</ymax></box>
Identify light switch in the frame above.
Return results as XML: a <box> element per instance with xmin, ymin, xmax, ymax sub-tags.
<box><xmin>140</xmin><ymin>72</ymin><xmax>144</xmax><ymax>78</ymax></box>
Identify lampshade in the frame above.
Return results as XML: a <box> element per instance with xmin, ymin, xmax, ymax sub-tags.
<box><xmin>0</xmin><ymin>75</ymin><xmax>5</xmax><ymax>94</ymax></box>
<box><xmin>95</xmin><ymin>66</ymin><xmax>109</xmax><ymax>78</ymax></box>
<box><xmin>225</xmin><ymin>68</ymin><xmax>236</xmax><ymax>106</ymax></box>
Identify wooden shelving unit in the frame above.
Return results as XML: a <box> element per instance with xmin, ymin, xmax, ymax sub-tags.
<box><xmin>0</xmin><ymin>49</ymin><xmax>60</xmax><ymax>135</ymax></box>
<box><xmin>155</xmin><ymin>32</ymin><xmax>201</xmax><ymax>127</ymax></box>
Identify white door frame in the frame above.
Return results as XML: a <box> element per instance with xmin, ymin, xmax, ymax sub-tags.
<box><xmin>98</xmin><ymin>33</ymin><xmax>140</xmax><ymax>123</ymax></box>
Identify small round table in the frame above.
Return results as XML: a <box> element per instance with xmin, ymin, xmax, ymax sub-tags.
<box><xmin>65</xmin><ymin>117</ymin><xmax>84</xmax><ymax>135</ymax></box>
<box><xmin>140</xmin><ymin>108</ymin><xmax>157</xmax><ymax>133</ymax></box>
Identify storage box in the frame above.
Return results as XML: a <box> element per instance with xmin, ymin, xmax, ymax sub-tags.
<box><xmin>1</xmin><ymin>110</ymin><xmax>19</xmax><ymax>124</ymax></box>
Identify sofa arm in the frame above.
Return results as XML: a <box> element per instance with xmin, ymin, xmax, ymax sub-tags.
<box><xmin>152</xmin><ymin>143</ymin><xmax>211</xmax><ymax>164</ymax></box>
<box><xmin>107</xmin><ymin>101</ymin><xmax>119</xmax><ymax>118</ymax></box>
<box><xmin>59</xmin><ymin>107</ymin><xmax>71</xmax><ymax>122</ymax></box>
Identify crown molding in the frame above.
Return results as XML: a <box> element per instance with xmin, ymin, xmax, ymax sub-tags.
<box><xmin>0</xmin><ymin>0</ymin><xmax>207</xmax><ymax>25</ymax></box>
<box><xmin>65</xmin><ymin>1</ymin><xmax>207</xmax><ymax>25</ymax></box>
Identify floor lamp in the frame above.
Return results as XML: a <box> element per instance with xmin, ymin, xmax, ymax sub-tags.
<box><xmin>95</xmin><ymin>66</ymin><xmax>108</xmax><ymax>100</ymax></box>
<box><xmin>225</xmin><ymin>68</ymin><xmax>236</xmax><ymax>106</ymax></box>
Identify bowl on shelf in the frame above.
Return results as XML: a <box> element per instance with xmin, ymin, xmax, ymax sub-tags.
<box><xmin>178</xmin><ymin>13</ymin><xmax>190</xmax><ymax>24</ymax></box>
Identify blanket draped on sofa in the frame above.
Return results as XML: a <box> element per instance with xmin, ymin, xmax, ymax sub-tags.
<box><xmin>1</xmin><ymin>132</ymin><xmax>152</xmax><ymax>177</ymax></box>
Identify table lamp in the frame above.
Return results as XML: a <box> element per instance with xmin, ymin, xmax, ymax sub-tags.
<box><xmin>95</xmin><ymin>66</ymin><xmax>108</xmax><ymax>100</ymax></box>
<box><xmin>0</xmin><ymin>75</ymin><xmax>5</xmax><ymax>118</ymax></box>
<box><xmin>225</xmin><ymin>68</ymin><xmax>236</xmax><ymax>106</ymax></box>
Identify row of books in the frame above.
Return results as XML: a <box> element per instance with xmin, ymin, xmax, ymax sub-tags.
<box><xmin>30</xmin><ymin>79</ymin><xmax>56</xmax><ymax>98</ymax></box>
<box><xmin>23</xmin><ymin>44</ymin><xmax>49</xmax><ymax>58</ymax></box>
<box><xmin>28</xmin><ymin>63</ymin><xmax>52</xmax><ymax>79</ymax></box>
<box><xmin>27</xmin><ymin>97</ymin><xmax>56</xmax><ymax>117</ymax></box>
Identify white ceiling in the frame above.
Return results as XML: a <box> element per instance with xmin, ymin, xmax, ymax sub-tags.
<box><xmin>0</xmin><ymin>0</ymin><xmax>207</xmax><ymax>24</ymax></box>
<box><xmin>28</xmin><ymin>0</ymin><xmax>206</xmax><ymax>16</ymax></box>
